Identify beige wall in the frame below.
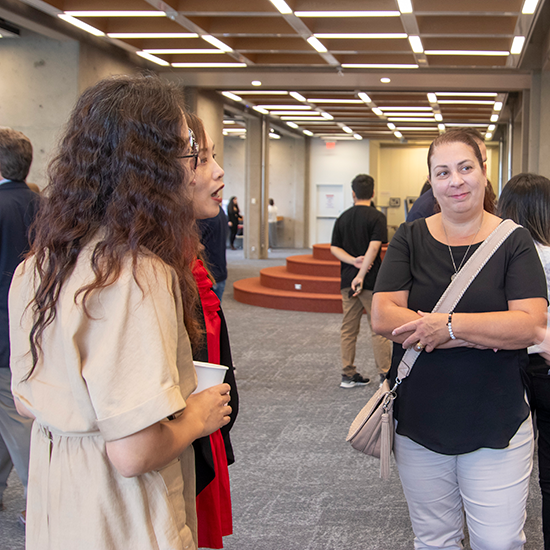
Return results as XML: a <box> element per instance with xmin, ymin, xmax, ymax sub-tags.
<box><xmin>377</xmin><ymin>144</ymin><xmax>430</xmax><ymax>228</ymax></box>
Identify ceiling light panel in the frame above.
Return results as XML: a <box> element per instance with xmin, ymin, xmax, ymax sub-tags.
<box><xmin>64</xmin><ymin>11</ymin><xmax>165</xmax><ymax>17</ymax></box>
<box><xmin>268</xmin><ymin>0</ymin><xmax>293</xmax><ymax>14</ymax></box>
<box><xmin>108</xmin><ymin>33</ymin><xmax>198</xmax><ymax>38</ymax></box>
<box><xmin>58</xmin><ymin>14</ymin><xmax>105</xmax><ymax>36</ymax></box>
<box><xmin>397</xmin><ymin>0</ymin><xmax>413</xmax><ymax>13</ymax></box>
<box><xmin>342</xmin><ymin>64</ymin><xmax>418</xmax><ymax>69</ymax></box>
<box><xmin>202</xmin><ymin>35</ymin><xmax>233</xmax><ymax>52</ymax></box>
<box><xmin>137</xmin><ymin>51</ymin><xmax>169</xmax><ymax>66</ymax></box>
<box><xmin>522</xmin><ymin>0</ymin><xmax>540</xmax><ymax>14</ymax></box>
<box><xmin>173</xmin><ymin>63</ymin><xmax>246</xmax><ymax>68</ymax></box>
<box><xmin>313</xmin><ymin>33</ymin><xmax>408</xmax><ymax>39</ymax></box>
<box><xmin>511</xmin><ymin>36</ymin><xmax>526</xmax><ymax>55</ymax></box>
<box><xmin>258</xmin><ymin>105</ymin><xmax>312</xmax><ymax>110</ymax></box>
<box><xmin>408</xmin><ymin>36</ymin><xmax>424</xmax><ymax>53</ymax></box>
<box><xmin>425</xmin><ymin>50</ymin><xmax>509</xmax><ymax>56</ymax></box>
<box><xmin>307</xmin><ymin>37</ymin><xmax>328</xmax><ymax>53</ymax></box>
<box><xmin>295</xmin><ymin>11</ymin><xmax>400</xmax><ymax>17</ymax></box>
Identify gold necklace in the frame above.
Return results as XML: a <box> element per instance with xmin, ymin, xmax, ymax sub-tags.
<box><xmin>441</xmin><ymin>213</ymin><xmax>484</xmax><ymax>281</ymax></box>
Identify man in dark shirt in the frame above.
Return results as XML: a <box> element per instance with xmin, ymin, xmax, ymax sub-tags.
<box><xmin>0</xmin><ymin>128</ymin><xmax>39</xmax><ymax>522</ymax></box>
<box><xmin>331</xmin><ymin>174</ymin><xmax>392</xmax><ymax>388</ymax></box>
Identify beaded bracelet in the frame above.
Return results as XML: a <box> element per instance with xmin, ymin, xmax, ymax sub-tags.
<box><xmin>447</xmin><ymin>312</ymin><xmax>456</xmax><ymax>340</ymax></box>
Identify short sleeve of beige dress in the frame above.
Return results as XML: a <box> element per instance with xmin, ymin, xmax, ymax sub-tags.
<box><xmin>8</xmin><ymin>241</ymin><xmax>199</xmax><ymax>550</ymax></box>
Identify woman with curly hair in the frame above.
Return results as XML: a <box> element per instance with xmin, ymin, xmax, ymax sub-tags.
<box><xmin>8</xmin><ymin>75</ymin><xmax>231</xmax><ymax>550</ymax></box>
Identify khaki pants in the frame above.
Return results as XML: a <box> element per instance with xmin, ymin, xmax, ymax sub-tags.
<box><xmin>340</xmin><ymin>288</ymin><xmax>392</xmax><ymax>377</ymax></box>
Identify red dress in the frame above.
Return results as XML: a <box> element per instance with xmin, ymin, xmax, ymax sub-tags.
<box><xmin>192</xmin><ymin>259</ymin><xmax>233</xmax><ymax>549</ymax></box>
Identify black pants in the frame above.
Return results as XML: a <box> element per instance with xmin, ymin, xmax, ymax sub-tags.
<box><xmin>528</xmin><ymin>353</ymin><xmax>550</xmax><ymax>550</ymax></box>
<box><xmin>229</xmin><ymin>224</ymin><xmax>239</xmax><ymax>248</ymax></box>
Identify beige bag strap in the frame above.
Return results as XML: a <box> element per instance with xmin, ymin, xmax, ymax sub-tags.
<box><xmin>394</xmin><ymin>219</ymin><xmax>520</xmax><ymax>384</ymax></box>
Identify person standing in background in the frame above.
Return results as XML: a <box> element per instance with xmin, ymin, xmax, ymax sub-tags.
<box><xmin>199</xmin><ymin>207</ymin><xmax>229</xmax><ymax>302</ymax></box>
<box><xmin>0</xmin><ymin>128</ymin><xmax>39</xmax><ymax>525</ymax></box>
<box><xmin>498</xmin><ymin>173</ymin><xmax>550</xmax><ymax>550</ymax></box>
<box><xmin>330</xmin><ymin>174</ymin><xmax>392</xmax><ymax>388</ymax></box>
<box><xmin>268</xmin><ymin>198</ymin><xmax>278</xmax><ymax>250</ymax></box>
<box><xmin>227</xmin><ymin>197</ymin><xmax>241</xmax><ymax>250</ymax></box>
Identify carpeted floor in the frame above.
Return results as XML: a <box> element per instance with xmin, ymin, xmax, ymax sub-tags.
<box><xmin>0</xmin><ymin>247</ymin><xmax>544</xmax><ymax>549</ymax></box>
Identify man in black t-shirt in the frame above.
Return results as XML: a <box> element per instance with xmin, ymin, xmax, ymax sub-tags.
<box><xmin>331</xmin><ymin>174</ymin><xmax>392</xmax><ymax>388</ymax></box>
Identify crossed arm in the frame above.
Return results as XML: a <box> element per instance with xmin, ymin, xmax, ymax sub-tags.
<box><xmin>371</xmin><ymin>289</ymin><xmax>547</xmax><ymax>353</ymax></box>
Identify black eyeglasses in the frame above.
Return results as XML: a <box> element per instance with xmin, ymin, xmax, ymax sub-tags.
<box><xmin>178</xmin><ymin>128</ymin><xmax>199</xmax><ymax>170</ymax></box>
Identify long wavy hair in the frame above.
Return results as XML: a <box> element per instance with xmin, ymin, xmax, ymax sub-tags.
<box><xmin>26</xmin><ymin>74</ymin><xmax>201</xmax><ymax>378</ymax></box>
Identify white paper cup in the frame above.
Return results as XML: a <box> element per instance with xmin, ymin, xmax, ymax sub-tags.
<box><xmin>192</xmin><ymin>361</ymin><xmax>229</xmax><ymax>394</ymax></box>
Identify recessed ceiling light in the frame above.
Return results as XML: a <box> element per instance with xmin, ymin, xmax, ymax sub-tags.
<box><xmin>232</xmin><ymin>91</ymin><xmax>288</xmax><ymax>95</ymax></box>
<box><xmin>222</xmin><ymin>92</ymin><xmax>243</xmax><ymax>102</ymax></box>
<box><xmin>314</xmin><ymin>33</ymin><xmax>407</xmax><ymax>39</ymax></box>
<box><xmin>289</xmin><ymin>92</ymin><xmax>307</xmax><ymax>102</ymax></box>
<box><xmin>252</xmin><ymin>80</ymin><xmax>262</xmax><ymax>86</ymax></box>
<box><xmin>137</xmin><ymin>51</ymin><xmax>170</xmax><ymax>66</ymax></box>
<box><xmin>397</xmin><ymin>0</ymin><xmax>413</xmax><ymax>13</ymax></box>
<box><xmin>435</xmin><ymin>92</ymin><xmax>498</xmax><ymax>97</ymax></box>
<box><xmin>271</xmin><ymin>111</ymin><xmax>323</xmax><ymax>116</ymax></box>
<box><xmin>280</xmin><ymin>116</ymin><xmax>327</xmax><ymax>121</ymax></box>
<box><xmin>309</xmin><ymin>99</ymin><xmax>362</xmax><ymax>104</ymax></box>
<box><xmin>511</xmin><ymin>36</ymin><xmax>526</xmax><ymax>55</ymax></box>
<box><xmin>108</xmin><ymin>32</ymin><xmax>197</xmax><ymax>38</ymax></box>
<box><xmin>396</xmin><ymin>127</ymin><xmax>438</xmax><ymax>131</ymax></box>
<box><xmin>321</xmin><ymin>112</ymin><xmax>334</xmax><ymax>120</ymax></box>
<box><xmin>387</xmin><ymin>123</ymin><xmax>396</xmax><ymax>130</ymax></box>
<box><xmin>438</xmin><ymin>124</ymin><xmax>446</xmax><ymax>131</ymax></box>
<box><xmin>358</xmin><ymin>93</ymin><xmax>372</xmax><ymax>103</ymax></box>
<box><xmin>296</xmin><ymin>11</ymin><xmax>400</xmax><ymax>17</ymax></box>
<box><xmin>353</xmin><ymin>134</ymin><xmax>363</xmax><ymax>140</ymax></box>
<box><xmin>372</xmin><ymin>108</ymin><xmax>384</xmax><ymax>116</ymax></box>
<box><xmin>173</xmin><ymin>63</ymin><xmax>246</xmax><ymax>68</ymax></box>
<box><xmin>64</xmin><ymin>11</ymin><xmax>165</xmax><ymax>17</ymax></box>
<box><xmin>438</xmin><ymin>100</ymin><xmax>495</xmax><ymax>105</ymax></box>
<box><xmin>58</xmin><ymin>14</ymin><xmax>105</xmax><ymax>36</ymax></box>
<box><xmin>445</xmin><ymin>123</ymin><xmax>489</xmax><ymax>128</ymax></box>
<box><xmin>490</xmin><ymin>114</ymin><xmax>499</xmax><ymax>122</ymax></box>
<box><xmin>387</xmin><ymin>112</ymin><xmax>434</xmax><ymax>117</ymax></box>
<box><xmin>488</xmin><ymin>124</ymin><xmax>496</xmax><ymax>132</ymax></box>
<box><xmin>253</xmin><ymin>106</ymin><xmax>269</xmax><ymax>115</ymax></box>
<box><xmin>427</xmin><ymin>93</ymin><xmax>438</xmax><ymax>103</ymax></box>
<box><xmin>394</xmin><ymin>131</ymin><xmax>403</xmax><ymax>139</ymax></box>
<box><xmin>425</xmin><ymin>50</ymin><xmax>509</xmax><ymax>56</ymax></box>
<box><xmin>434</xmin><ymin>113</ymin><xmax>443</xmax><ymax>122</ymax></box>
<box><xmin>389</xmin><ymin>117</ymin><xmax>436</xmax><ymax>122</ymax></box>
<box><xmin>307</xmin><ymin>36</ymin><xmax>328</xmax><ymax>53</ymax></box>
<box><xmin>202</xmin><ymin>35</ymin><xmax>233</xmax><ymax>52</ymax></box>
<box><xmin>286</xmin><ymin>122</ymin><xmax>299</xmax><ymax>129</ymax></box>
<box><xmin>342</xmin><ymin>63</ymin><xmax>418</xmax><ymax>69</ymax></box>
<box><xmin>381</xmin><ymin>106</ymin><xmax>432</xmax><ymax>111</ymax></box>
<box><xmin>522</xmin><ymin>0</ymin><xmax>540</xmax><ymax>14</ymax></box>
<box><xmin>494</xmin><ymin>101</ymin><xmax>503</xmax><ymax>111</ymax></box>
<box><xmin>258</xmin><ymin>105</ymin><xmax>311</xmax><ymax>110</ymax></box>
<box><xmin>342</xmin><ymin>126</ymin><xmax>353</xmax><ymax>133</ymax></box>
<box><xmin>268</xmin><ymin>0</ymin><xmax>293</xmax><ymax>14</ymax></box>
<box><xmin>380</xmin><ymin>77</ymin><xmax>391</xmax><ymax>83</ymax></box>
<box><xmin>303</xmin><ymin>130</ymin><xmax>314</xmax><ymax>136</ymax></box>
<box><xmin>144</xmin><ymin>49</ymin><xmax>224</xmax><ymax>54</ymax></box>
<box><xmin>485</xmin><ymin>132</ymin><xmax>493</xmax><ymax>140</ymax></box>
<box><xmin>408</xmin><ymin>35</ymin><xmax>424</xmax><ymax>53</ymax></box>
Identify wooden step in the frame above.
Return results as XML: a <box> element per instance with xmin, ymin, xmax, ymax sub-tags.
<box><xmin>260</xmin><ymin>265</ymin><xmax>341</xmax><ymax>294</ymax></box>
<box><xmin>286</xmin><ymin>255</ymin><xmax>340</xmax><ymax>277</ymax></box>
<box><xmin>312</xmin><ymin>243</ymin><xmax>338</xmax><ymax>262</ymax></box>
<box><xmin>233</xmin><ymin>277</ymin><xmax>343</xmax><ymax>313</ymax></box>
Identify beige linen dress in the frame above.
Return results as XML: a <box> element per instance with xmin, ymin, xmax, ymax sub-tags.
<box><xmin>9</xmin><ymin>240</ymin><xmax>198</xmax><ymax>550</ymax></box>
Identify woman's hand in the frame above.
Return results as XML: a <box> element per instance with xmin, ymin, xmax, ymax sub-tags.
<box><xmin>392</xmin><ymin>311</ymin><xmax>449</xmax><ymax>352</ymax></box>
<box><xmin>106</xmin><ymin>383</ymin><xmax>231</xmax><ymax>478</ymax></box>
<box><xmin>184</xmin><ymin>383</ymin><xmax>232</xmax><ymax>439</ymax></box>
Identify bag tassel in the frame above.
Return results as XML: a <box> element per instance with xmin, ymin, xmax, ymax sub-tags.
<box><xmin>380</xmin><ymin>412</ymin><xmax>391</xmax><ymax>481</ymax></box>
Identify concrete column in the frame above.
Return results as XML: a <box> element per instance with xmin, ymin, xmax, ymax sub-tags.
<box><xmin>538</xmin><ymin>71</ymin><xmax>550</xmax><ymax>178</ymax></box>
<box><xmin>529</xmin><ymin>71</ymin><xmax>541</xmax><ymax>174</ymax></box>
<box><xmin>244</xmin><ymin>116</ymin><xmax>269</xmax><ymax>259</ymax></box>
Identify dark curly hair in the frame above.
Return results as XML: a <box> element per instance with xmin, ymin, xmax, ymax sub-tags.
<box><xmin>26</xmin><ymin>74</ymin><xmax>201</xmax><ymax>378</ymax></box>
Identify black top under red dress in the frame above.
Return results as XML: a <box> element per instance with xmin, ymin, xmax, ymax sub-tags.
<box><xmin>192</xmin><ymin>259</ymin><xmax>239</xmax><ymax>548</ymax></box>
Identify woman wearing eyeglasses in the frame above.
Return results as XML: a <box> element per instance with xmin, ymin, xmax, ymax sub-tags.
<box><xmin>8</xmin><ymin>75</ymin><xmax>230</xmax><ymax>550</ymax></box>
<box><xmin>185</xmin><ymin>113</ymin><xmax>237</xmax><ymax>549</ymax></box>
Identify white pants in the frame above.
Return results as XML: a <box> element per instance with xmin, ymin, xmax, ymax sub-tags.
<box><xmin>394</xmin><ymin>417</ymin><xmax>534</xmax><ymax>550</ymax></box>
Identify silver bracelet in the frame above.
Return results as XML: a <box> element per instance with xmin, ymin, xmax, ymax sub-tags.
<box><xmin>447</xmin><ymin>312</ymin><xmax>456</xmax><ymax>340</ymax></box>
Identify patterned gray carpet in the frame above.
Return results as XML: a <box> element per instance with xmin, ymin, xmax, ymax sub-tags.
<box><xmin>0</xmin><ymin>248</ymin><xmax>544</xmax><ymax>549</ymax></box>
